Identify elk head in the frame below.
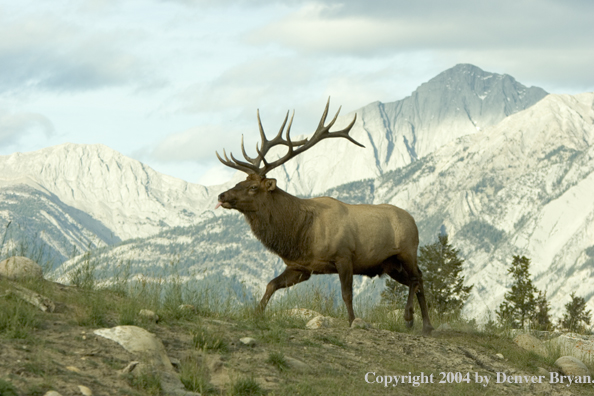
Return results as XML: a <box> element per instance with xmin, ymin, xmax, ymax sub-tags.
<box><xmin>215</xmin><ymin>99</ymin><xmax>363</xmax><ymax>211</ymax></box>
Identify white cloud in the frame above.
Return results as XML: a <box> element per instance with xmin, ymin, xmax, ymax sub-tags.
<box><xmin>0</xmin><ymin>109</ymin><xmax>55</xmax><ymax>146</ymax></box>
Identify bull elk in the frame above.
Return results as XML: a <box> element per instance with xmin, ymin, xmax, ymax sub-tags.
<box><xmin>215</xmin><ymin>99</ymin><xmax>433</xmax><ymax>335</ymax></box>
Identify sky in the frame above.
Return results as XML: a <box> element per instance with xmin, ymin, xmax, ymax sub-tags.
<box><xmin>1</xmin><ymin>0</ymin><xmax>593</xmax><ymax>186</ymax></box>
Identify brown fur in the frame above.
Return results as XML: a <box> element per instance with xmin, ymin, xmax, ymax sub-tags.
<box><xmin>218</xmin><ymin>174</ymin><xmax>434</xmax><ymax>335</ymax></box>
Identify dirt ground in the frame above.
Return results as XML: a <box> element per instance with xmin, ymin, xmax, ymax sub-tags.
<box><xmin>1</xmin><ymin>279</ymin><xmax>593</xmax><ymax>396</ymax></box>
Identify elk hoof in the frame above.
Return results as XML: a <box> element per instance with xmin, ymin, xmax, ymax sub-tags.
<box><xmin>405</xmin><ymin>319</ymin><xmax>414</xmax><ymax>329</ymax></box>
<box><xmin>422</xmin><ymin>325</ymin><xmax>434</xmax><ymax>336</ymax></box>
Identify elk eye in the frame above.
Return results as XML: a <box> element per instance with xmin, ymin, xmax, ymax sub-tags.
<box><xmin>250</xmin><ymin>185</ymin><xmax>258</xmax><ymax>190</ymax></box>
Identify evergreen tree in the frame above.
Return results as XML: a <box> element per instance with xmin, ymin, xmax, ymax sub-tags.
<box><xmin>560</xmin><ymin>292</ymin><xmax>592</xmax><ymax>333</ymax></box>
<box><xmin>419</xmin><ymin>234</ymin><xmax>473</xmax><ymax>316</ymax></box>
<box><xmin>381</xmin><ymin>234</ymin><xmax>473</xmax><ymax>316</ymax></box>
<box><xmin>496</xmin><ymin>255</ymin><xmax>538</xmax><ymax>329</ymax></box>
<box><xmin>533</xmin><ymin>291</ymin><xmax>552</xmax><ymax>331</ymax></box>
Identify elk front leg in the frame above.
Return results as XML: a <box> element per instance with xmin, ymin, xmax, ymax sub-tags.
<box><xmin>336</xmin><ymin>259</ymin><xmax>356</xmax><ymax>325</ymax></box>
<box><xmin>259</xmin><ymin>267</ymin><xmax>311</xmax><ymax>312</ymax></box>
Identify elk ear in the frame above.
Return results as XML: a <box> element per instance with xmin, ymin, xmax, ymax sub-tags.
<box><xmin>264</xmin><ymin>178</ymin><xmax>277</xmax><ymax>191</ymax></box>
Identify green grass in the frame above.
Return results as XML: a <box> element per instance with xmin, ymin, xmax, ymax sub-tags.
<box><xmin>266</xmin><ymin>351</ymin><xmax>289</xmax><ymax>372</ymax></box>
<box><xmin>229</xmin><ymin>376</ymin><xmax>265</xmax><ymax>396</ymax></box>
<box><xmin>192</xmin><ymin>325</ymin><xmax>229</xmax><ymax>353</ymax></box>
<box><xmin>0</xmin><ymin>379</ymin><xmax>18</xmax><ymax>396</ymax></box>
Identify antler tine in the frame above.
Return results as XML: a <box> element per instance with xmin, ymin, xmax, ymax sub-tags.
<box><xmin>240</xmin><ymin>135</ymin><xmax>258</xmax><ymax>164</ymax></box>
<box><xmin>216</xmin><ymin>149</ymin><xmax>259</xmax><ymax>175</ymax></box>
<box><xmin>216</xmin><ymin>99</ymin><xmax>363</xmax><ymax>177</ymax></box>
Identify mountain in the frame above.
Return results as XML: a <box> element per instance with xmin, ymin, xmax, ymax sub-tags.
<box><xmin>0</xmin><ymin>183</ymin><xmax>119</xmax><ymax>265</ymax></box>
<box><xmin>268</xmin><ymin>64</ymin><xmax>548</xmax><ymax>196</ymax></box>
<box><xmin>54</xmin><ymin>92</ymin><xmax>594</xmax><ymax>322</ymax></box>
<box><xmin>0</xmin><ymin>143</ymin><xmax>224</xmax><ymax>242</ymax></box>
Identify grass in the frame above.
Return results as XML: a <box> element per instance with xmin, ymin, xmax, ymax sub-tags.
<box><xmin>266</xmin><ymin>351</ymin><xmax>289</xmax><ymax>372</ymax></box>
<box><xmin>191</xmin><ymin>324</ymin><xmax>229</xmax><ymax>353</ymax></box>
<box><xmin>0</xmin><ymin>379</ymin><xmax>19</xmax><ymax>396</ymax></box>
<box><xmin>229</xmin><ymin>376</ymin><xmax>265</xmax><ymax>396</ymax></box>
<box><xmin>179</xmin><ymin>355</ymin><xmax>217</xmax><ymax>395</ymax></box>
<box><xmin>3</xmin><ymin>233</ymin><xmax>594</xmax><ymax>396</ymax></box>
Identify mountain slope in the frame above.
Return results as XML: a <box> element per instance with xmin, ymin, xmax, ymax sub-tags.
<box><xmin>269</xmin><ymin>64</ymin><xmax>548</xmax><ymax>196</ymax></box>
<box><xmin>0</xmin><ymin>143</ymin><xmax>225</xmax><ymax>241</ymax></box>
<box><xmin>368</xmin><ymin>92</ymin><xmax>594</xmax><ymax>319</ymax></box>
<box><xmin>0</xmin><ymin>183</ymin><xmax>119</xmax><ymax>265</ymax></box>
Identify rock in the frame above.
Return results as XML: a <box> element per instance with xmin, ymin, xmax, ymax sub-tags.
<box><xmin>169</xmin><ymin>357</ymin><xmax>181</xmax><ymax>370</ymax></box>
<box><xmin>306</xmin><ymin>315</ymin><xmax>330</xmax><ymax>329</ymax></box>
<box><xmin>513</xmin><ymin>333</ymin><xmax>547</xmax><ymax>357</ymax></box>
<box><xmin>548</xmin><ymin>333</ymin><xmax>594</xmax><ymax>364</ymax></box>
<box><xmin>0</xmin><ymin>256</ymin><xmax>43</xmax><ymax>280</ymax></box>
<box><xmin>350</xmin><ymin>318</ymin><xmax>371</xmax><ymax>329</ymax></box>
<box><xmin>94</xmin><ymin>326</ymin><xmax>199</xmax><ymax>396</ymax></box>
<box><xmin>495</xmin><ymin>353</ymin><xmax>504</xmax><ymax>360</ymax></box>
<box><xmin>284</xmin><ymin>356</ymin><xmax>308</xmax><ymax>371</ymax></box>
<box><xmin>283</xmin><ymin>308</ymin><xmax>323</xmax><ymax>320</ymax></box>
<box><xmin>239</xmin><ymin>337</ymin><xmax>257</xmax><ymax>347</ymax></box>
<box><xmin>537</xmin><ymin>367</ymin><xmax>550</xmax><ymax>377</ymax></box>
<box><xmin>78</xmin><ymin>385</ymin><xmax>92</xmax><ymax>396</ymax></box>
<box><xmin>43</xmin><ymin>392</ymin><xmax>62</xmax><ymax>396</ymax></box>
<box><xmin>437</xmin><ymin>323</ymin><xmax>453</xmax><ymax>331</ymax></box>
<box><xmin>121</xmin><ymin>361</ymin><xmax>140</xmax><ymax>373</ymax></box>
<box><xmin>7</xmin><ymin>284</ymin><xmax>55</xmax><ymax>313</ymax></box>
<box><xmin>554</xmin><ymin>356</ymin><xmax>591</xmax><ymax>377</ymax></box>
<box><xmin>139</xmin><ymin>309</ymin><xmax>159</xmax><ymax>322</ymax></box>
<box><xmin>66</xmin><ymin>366</ymin><xmax>81</xmax><ymax>373</ymax></box>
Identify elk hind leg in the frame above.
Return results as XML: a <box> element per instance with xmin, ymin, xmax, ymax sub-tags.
<box><xmin>259</xmin><ymin>268</ymin><xmax>311</xmax><ymax>312</ymax></box>
<box><xmin>398</xmin><ymin>252</ymin><xmax>434</xmax><ymax>335</ymax></box>
<box><xmin>386</xmin><ymin>263</ymin><xmax>415</xmax><ymax>328</ymax></box>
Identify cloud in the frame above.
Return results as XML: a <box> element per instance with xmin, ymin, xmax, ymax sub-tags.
<box><xmin>249</xmin><ymin>1</ymin><xmax>594</xmax><ymax>54</ymax></box>
<box><xmin>0</xmin><ymin>109</ymin><xmax>55</xmax><ymax>146</ymax></box>
<box><xmin>0</xmin><ymin>13</ymin><xmax>152</xmax><ymax>94</ymax></box>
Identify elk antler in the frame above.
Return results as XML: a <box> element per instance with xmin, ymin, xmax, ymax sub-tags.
<box><xmin>216</xmin><ymin>98</ymin><xmax>362</xmax><ymax>177</ymax></box>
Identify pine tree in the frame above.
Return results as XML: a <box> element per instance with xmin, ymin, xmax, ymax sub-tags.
<box><xmin>533</xmin><ymin>291</ymin><xmax>552</xmax><ymax>331</ymax></box>
<box><xmin>560</xmin><ymin>292</ymin><xmax>592</xmax><ymax>333</ymax></box>
<box><xmin>419</xmin><ymin>234</ymin><xmax>473</xmax><ymax>316</ymax></box>
<box><xmin>380</xmin><ymin>234</ymin><xmax>472</xmax><ymax>317</ymax></box>
<box><xmin>496</xmin><ymin>255</ymin><xmax>538</xmax><ymax>329</ymax></box>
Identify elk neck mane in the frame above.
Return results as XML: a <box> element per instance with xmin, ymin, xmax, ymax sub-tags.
<box><xmin>243</xmin><ymin>187</ymin><xmax>313</xmax><ymax>262</ymax></box>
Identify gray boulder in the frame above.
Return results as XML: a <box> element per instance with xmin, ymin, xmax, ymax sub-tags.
<box><xmin>0</xmin><ymin>256</ymin><xmax>43</xmax><ymax>280</ymax></box>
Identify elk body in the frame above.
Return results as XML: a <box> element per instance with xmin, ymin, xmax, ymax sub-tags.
<box><xmin>216</xmin><ymin>100</ymin><xmax>433</xmax><ymax>335</ymax></box>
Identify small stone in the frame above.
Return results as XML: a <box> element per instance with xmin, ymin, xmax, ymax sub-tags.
<box><xmin>554</xmin><ymin>356</ymin><xmax>591</xmax><ymax>377</ymax></box>
<box><xmin>495</xmin><ymin>353</ymin><xmax>504</xmax><ymax>360</ymax></box>
<box><xmin>121</xmin><ymin>361</ymin><xmax>140</xmax><ymax>374</ymax></box>
<box><xmin>44</xmin><ymin>391</ymin><xmax>63</xmax><ymax>396</ymax></box>
<box><xmin>284</xmin><ymin>308</ymin><xmax>322</xmax><ymax>320</ymax></box>
<box><xmin>240</xmin><ymin>337</ymin><xmax>257</xmax><ymax>347</ymax></box>
<box><xmin>350</xmin><ymin>318</ymin><xmax>371</xmax><ymax>329</ymax></box>
<box><xmin>513</xmin><ymin>333</ymin><xmax>546</xmax><ymax>356</ymax></box>
<box><xmin>306</xmin><ymin>315</ymin><xmax>330</xmax><ymax>329</ymax></box>
<box><xmin>78</xmin><ymin>385</ymin><xmax>92</xmax><ymax>396</ymax></box>
<box><xmin>0</xmin><ymin>256</ymin><xmax>43</xmax><ymax>280</ymax></box>
<box><xmin>284</xmin><ymin>356</ymin><xmax>308</xmax><ymax>371</ymax></box>
<box><xmin>169</xmin><ymin>357</ymin><xmax>181</xmax><ymax>369</ymax></box>
<box><xmin>537</xmin><ymin>367</ymin><xmax>550</xmax><ymax>377</ymax></box>
<box><xmin>66</xmin><ymin>366</ymin><xmax>81</xmax><ymax>373</ymax></box>
<box><xmin>138</xmin><ymin>309</ymin><xmax>159</xmax><ymax>322</ymax></box>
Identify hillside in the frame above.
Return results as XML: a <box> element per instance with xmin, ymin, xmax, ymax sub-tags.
<box><xmin>1</xmin><ymin>274</ymin><xmax>590</xmax><ymax>396</ymax></box>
